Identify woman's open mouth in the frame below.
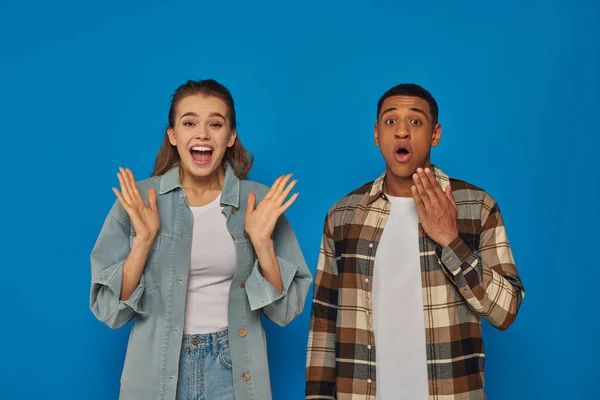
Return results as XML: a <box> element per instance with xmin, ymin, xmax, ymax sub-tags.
<box><xmin>189</xmin><ymin>145</ymin><xmax>213</xmax><ymax>165</ymax></box>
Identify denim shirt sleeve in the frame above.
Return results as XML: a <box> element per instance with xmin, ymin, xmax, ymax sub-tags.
<box><xmin>245</xmin><ymin>214</ymin><xmax>313</xmax><ymax>327</ymax></box>
<box><xmin>90</xmin><ymin>202</ymin><xmax>147</xmax><ymax>329</ymax></box>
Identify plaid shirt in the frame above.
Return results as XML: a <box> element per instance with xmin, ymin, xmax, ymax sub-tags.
<box><xmin>306</xmin><ymin>166</ymin><xmax>525</xmax><ymax>400</ymax></box>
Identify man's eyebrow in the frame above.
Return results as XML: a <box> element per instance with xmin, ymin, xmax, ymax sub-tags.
<box><xmin>380</xmin><ymin>107</ymin><xmax>397</xmax><ymax>118</ymax></box>
<box><xmin>410</xmin><ymin>107</ymin><xmax>429</xmax><ymax>121</ymax></box>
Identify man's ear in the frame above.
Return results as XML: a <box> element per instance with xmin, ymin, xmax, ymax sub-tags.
<box><xmin>431</xmin><ymin>123</ymin><xmax>442</xmax><ymax>147</ymax></box>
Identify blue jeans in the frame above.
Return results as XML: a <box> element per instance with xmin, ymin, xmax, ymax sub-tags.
<box><xmin>176</xmin><ymin>329</ymin><xmax>234</xmax><ymax>400</ymax></box>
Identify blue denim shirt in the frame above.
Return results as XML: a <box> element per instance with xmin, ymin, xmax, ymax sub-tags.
<box><xmin>90</xmin><ymin>164</ymin><xmax>313</xmax><ymax>400</ymax></box>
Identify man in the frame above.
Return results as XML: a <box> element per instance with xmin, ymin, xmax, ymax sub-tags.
<box><xmin>305</xmin><ymin>83</ymin><xmax>524</xmax><ymax>399</ymax></box>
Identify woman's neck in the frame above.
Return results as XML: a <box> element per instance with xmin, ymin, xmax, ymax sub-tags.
<box><xmin>180</xmin><ymin>166</ymin><xmax>225</xmax><ymax>207</ymax></box>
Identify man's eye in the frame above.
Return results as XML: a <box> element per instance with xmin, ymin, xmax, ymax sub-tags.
<box><xmin>385</xmin><ymin>119</ymin><xmax>396</xmax><ymax>125</ymax></box>
<box><xmin>411</xmin><ymin>119</ymin><xmax>422</xmax><ymax>126</ymax></box>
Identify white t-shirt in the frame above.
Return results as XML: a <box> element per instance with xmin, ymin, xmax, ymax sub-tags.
<box><xmin>184</xmin><ymin>193</ymin><xmax>237</xmax><ymax>334</ymax></box>
<box><xmin>372</xmin><ymin>195</ymin><xmax>429</xmax><ymax>400</ymax></box>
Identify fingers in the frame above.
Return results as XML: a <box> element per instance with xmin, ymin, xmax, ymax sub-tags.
<box><xmin>117</xmin><ymin>169</ymin><xmax>132</xmax><ymax>205</ymax></box>
<box><xmin>112</xmin><ymin>187</ymin><xmax>131</xmax><ymax>211</ymax></box>
<box><xmin>424</xmin><ymin>168</ymin><xmax>446</xmax><ymax>201</ymax></box>
<box><xmin>280</xmin><ymin>192</ymin><xmax>299</xmax><ymax>213</ymax></box>
<box><xmin>266</xmin><ymin>174</ymin><xmax>293</xmax><ymax>198</ymax></box>
<box><xmin>275</xmin><ymin>174</ymin><xmax>293</xmax><ymax>195</ymax></box>
<box><xmin>148</xmin><ymin>187</ymin><xmax>158</xmax><ymax>212</ymax></box>
<box><xmin>412</xmin><ymin>171</ymin><xmax>431</xmax><ymax>207</ymax></box>
<box><xmin>415</xmin><ymin>168</ymin><xmax>441</xmax><ymax>208</ymax></box>
<box><xmin>113</xmin><ymin>186</ymin><xmax>145</xmax><ymax>232</ymax></box>
<box><xmin>265</xmin><ymin>176</ymin><xmax>284</xmax><ymax>199</ymax></box>
<box><xmin>411</xmin><ymin>185</ymin><xmax>426</xmax><ymax>214</ymax></box>
<box><xmin>246</xmin><ymin>192</ymin><xmax>256</xmax><ymax>214</ymax></box>
<box><xmin>118</xmin><ymin>167</ymin><xmax>146</xmax><ymax>209</ymax></box>
<box><xmin>125</xmin><ymin>168</ymin><xmax>142</xmax><ymax>201</ymax></box>
<box><xmin>278</xmin><ymin>179</ymin><xmax>298</xmax><ymax>205</ymax></box>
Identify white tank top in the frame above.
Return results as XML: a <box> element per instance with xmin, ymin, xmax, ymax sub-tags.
<box><xmin>184</xmin><ymin>193</ymin><xmax>237</xmax><ymax>334</ymax></box>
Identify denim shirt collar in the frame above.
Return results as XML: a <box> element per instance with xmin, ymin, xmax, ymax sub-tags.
<box><xmin>158</xmin><ymin>162</ymin><xmax>241</xmax><ymax>208</ymax></box>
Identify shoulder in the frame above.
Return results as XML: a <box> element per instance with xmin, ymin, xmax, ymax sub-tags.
<box><xmin>320</xmin><ymin>181</ymin><xmax>376</xmax><ymax>238</ymax></box>
<box><xmin>136</xmin><ymin>174</ymin><xmax>163</xmax><ymax>192</ymax></box>
<box><xmin>448</xmin><ymin>176</ymin><xmax>496</xmax><ymax>206</ymax></box>
<box><xmin>239</xmin><ymin>179</ymin><xmax>270</xmax><ymax>201</ymax></box>
<box><xmin>326</xmin><ymin>180</ymin><xmax>374</xmax><ymax>218</ymax></box>
<box><xmin>447</xmin><ymin>175</ymin><xmax>500</xmax><ymax>223</ymax></box>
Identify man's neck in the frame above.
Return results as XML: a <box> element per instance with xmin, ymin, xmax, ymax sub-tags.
<box><xmin>383</xmin><ymin>174</ymin><xmax>414</xmax><ymax>198</ymax></box>
<box><xmin>384</xmin><ymin>163</ymin><xmax>432</xmax><ymax>198</ymax></box>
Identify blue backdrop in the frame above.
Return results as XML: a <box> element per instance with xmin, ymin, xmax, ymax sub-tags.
<box><xmin>1</xmin><ymin>1</ymin><xmax>598</xmax><ymax>399</ymax></box>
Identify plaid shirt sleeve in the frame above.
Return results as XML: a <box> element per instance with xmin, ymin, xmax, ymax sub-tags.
<box><xmin>306</xmin><ymin>215</ymin><xmax>338</xmax><ymax>399</ymax></box>
<box><xmin>437</xmin><ymin>194</ymin><xmax>525</xmax><ymax>330</ymax></box>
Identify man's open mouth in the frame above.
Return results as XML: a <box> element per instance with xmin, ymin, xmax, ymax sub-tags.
<box><xmin>394</xmin><ymin>144</ymin><xmax>412</xmax><ymax>163</ymax></box>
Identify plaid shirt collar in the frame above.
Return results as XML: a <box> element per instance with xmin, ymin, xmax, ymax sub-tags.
<box><xmin>366</xmin><ymin>164</ymin><xmax>450</xmax><ymax>205</ymax></box>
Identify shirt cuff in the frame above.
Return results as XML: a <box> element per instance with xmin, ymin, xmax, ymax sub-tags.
<box><xmin>93</xmin><ymin>262</ymin><xmax>147</xmax><ymax>315</ymax></box>
<box><xmin>438</xmin><ymin>236</ymin><xmax>473</xmax><ymax>275</ymax></box>
<box><xmin>245</xmin><ymin>257</ymin><xmax>300</xmax><ymax>311</ymax></box>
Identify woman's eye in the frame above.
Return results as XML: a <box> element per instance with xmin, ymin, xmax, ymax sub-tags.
<box><xmin>183</xmin><ymin>121</ymin><xmax>195</xmax><ymax>127</ymax></box>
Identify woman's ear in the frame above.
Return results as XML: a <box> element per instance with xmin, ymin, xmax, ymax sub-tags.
<box><xmin>167</xmin><ymin>127</ymin><xmax>177</xmax><ymax>146</ymax></box>
<box><xmin>227</xmin><ymin>129</ymin><xmax>237</xmax><ymax>148</ymax></box>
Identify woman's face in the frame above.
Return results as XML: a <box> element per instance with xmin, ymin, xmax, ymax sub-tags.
<box><xmin>168</xmin><ymin>94</ymin><xmax>236</xmax><ymax>181</ymax></box>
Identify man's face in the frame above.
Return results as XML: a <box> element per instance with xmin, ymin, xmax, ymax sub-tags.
<box><xmin>374</xmin><ymin>95</ymin><xmax>441</xmax><ymax>179</ymax></box>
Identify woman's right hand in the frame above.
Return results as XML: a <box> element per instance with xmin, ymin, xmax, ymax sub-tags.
<box><xmin>113</xmin><ymin>167</ymin><xmax>160</xmax><ymax>245</ymax></box>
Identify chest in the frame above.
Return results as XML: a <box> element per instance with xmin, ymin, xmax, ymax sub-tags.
<box><xmin>189</xmin><ymin>205</ymin><xmax>237</xmax><ymax>276</ymax></box>
<box><xmin>334</xmin><ymin>201</ymin><xmax>470</xmax><ymax>308</ymax></box>
<box><xmin>138</xmin><ymin>191</ymin><xmax>256</xmax><ymax>288</ymax></box>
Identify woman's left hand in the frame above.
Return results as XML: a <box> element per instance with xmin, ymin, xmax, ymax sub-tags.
<box><xmin>245</xmin><ymin>174</ymin><xmax>298</xmax><ymax>245</ymax></box>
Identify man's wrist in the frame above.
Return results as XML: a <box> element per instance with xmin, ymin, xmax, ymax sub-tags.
<box><xmin>437</xmin><ymin>231</ymin><xmax>459</xmax><ymax>248</ymax></box>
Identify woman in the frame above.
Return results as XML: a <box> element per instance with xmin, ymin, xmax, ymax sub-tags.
<box><xmin>90</xmin><ymin>79</ymin><xmax>312</xmax><ymax>400</ymax></box>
